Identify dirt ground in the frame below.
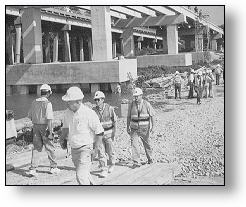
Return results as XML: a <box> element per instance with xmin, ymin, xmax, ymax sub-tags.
<box><xmin>6</xmin><ymin>82</ymin><xmax>224</xmax><ymax>185</ymax></box>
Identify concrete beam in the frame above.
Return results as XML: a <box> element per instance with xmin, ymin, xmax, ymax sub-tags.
<box><xmin>126</xmin><ymin>6</ymin><xmax>156</xmax><ymax>16</ymax></box>
<box><xmin>146</xmin><ymin>6</ymin><xmax>176</xmax><ymax>15</ymax></box>
<box><xmin>111</xmin><ymin>6</ymin><xmax>142</xmax><ymax>18</ymax></box>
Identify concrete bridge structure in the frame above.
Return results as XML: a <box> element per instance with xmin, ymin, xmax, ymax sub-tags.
<box><xmin>5</xmin><ymin>6</ymin><xmax>224</xmax><ymax>95</ymax></box>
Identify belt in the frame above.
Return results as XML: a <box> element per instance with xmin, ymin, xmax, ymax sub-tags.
<box><xmin>131</xmin><ymin>118</ymin><xmax>150</xmax><ymax>122</ymax></box>
<box><xmin>104</xmin><ymin>125</ymin><xmax>114</xmax><ymax>131</ymax></box>
<box><xmin>72</xmin><ymin>144</ymin><xmax>88</xmax><ymax>150</ymax></box>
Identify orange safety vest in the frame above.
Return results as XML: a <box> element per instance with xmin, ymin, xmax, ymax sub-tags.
<box><xmin>29</xmin><ymin>99</ymin><xmax>50</xmax><ymax>124</ymax></box>
<box><xmin>94</xmin><ymin>103</ymin><xmax>114</xmax><ymax>138</ymax></box>
<box><xmin>130</xmin><ymin>100</ymin><xmax>150</xmax><ymax>130</ymax></box>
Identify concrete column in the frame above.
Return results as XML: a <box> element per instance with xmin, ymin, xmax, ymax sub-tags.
<box><xmin>195</xmin><ymin>34</ymin><xmax>203</xmax><ymax>52</ymax></box>
<box><xmin>63</xmin><ymin>30</ymin><xmax>71</xmax><ymax>62</ymax></box>
<box><xmin>90</xmin><ymin>83</ymin><xmax>100</xmax><ymax>93</ymax></box>
<box><xmin>71</xmin><ymin>37</ymin><xmax>77</xmax><ymax>61</ymax></box>
<box><xmin>44</xmin><ymin>33</ymin><xmax>51</xmax><ymax>63</ymax></box>
<box><xmin>112</xmin><ymin>39</ymin><xmax>117</xmax><ymax>58</ymax></box>
<box><xmin>162</xmin><ymin>29</ymin><xmax>168</xmax><ymax>53</ymax></box>
<box><xmin>10</xmin><ymin>33</ymin><xmax>15</xmax><ymax>64</ymax></box>
<box><xmin>88</xmin><ymin>36</ymin><xmax>93</xmax><ymax>61</ymax></box>
<box><xmin>91</xmin><ymin>6</ymin><xmax>112</xmax><ymax>60</ymax></box>
<box><xmin>211</xmin><ymin>39</ymin><xmax>217</xmax><ymax>51</ymax></box>
<box><xmin>137</xmin><ymin>36</ymin><xmax>143</xmax><ymax>50</ymax></box>
<box><xmin>121</xmin><ymin>28</ymin><xmax>134</xmax><ymax>57</ymax></box>
<box><xmin>167</xmin><ymin>25</ymin><xmax>178</xmax><ymax>54</ymax></box>
<box><xmin>15</xmin><ymin>24</ymin><xmax>22</xmax><ymax>64</ymax></box>
<box><xmin>21</xmin><ymin>7</ymin><xmax>43</xmax><ymax>63</ymax></box>
<box><xmin>153</xmin><ymin>38</ymin><xmax>157</xmax><ymax>50</ymax></box>
<box><xmin>79</xmin><ymin>36</ymin><xmax>84</xmax><ymax>61</ymax></box>
<box><xmin>36</xmin><ymin>85</ymin><xmax>41</xmax><ymax>96</ymax></box>
<box><xmin>6</xmin><ymin>86</ymin><xmax>12</xmax><ymax>96</ymax></box>
<box><xmin>17</xmin><ymin>85</ymin><xmax>29</xmax><ymax>95</ymax></box>
<box><xmin>53</xmin><ymin>33</ymin><xmax>59</xmax><ymax>62</ymax></box>
<box><xmin>110</xmin><ymin>83</ymin><xmax>118</xmax><ymax>93</ymax></box>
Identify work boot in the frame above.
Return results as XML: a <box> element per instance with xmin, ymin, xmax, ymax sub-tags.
<box><xmin>50</xmin><ymin>167</ymin><xmax>61</xmax><ymax>174</ymax></box>
<box><xmin>27</xmin><ymin>169</ymin><xmax>38</xmax><ymax>177</ymax></box>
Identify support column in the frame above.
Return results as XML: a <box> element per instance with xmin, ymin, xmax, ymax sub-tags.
<box><xmin>44</xmin><ymin>33</ymin><xmax>51</xmax><ymax>63</ymax></box>
<box><xmin>79</xmin><ymin>36</ymin><xmax>84</xmax><ymax>61</ymax></box>
<box><xmin>112</xmin><ymin>39</ymin><xmax>117</xmax><ymax>58</ymax></box>
<box><xmin>91</xmin><ymin>6</ymin><xmax>112</xmax><ymax>60</ymax></box>
<box><xmin>137</xmin><ymin>36</ymin><xmax>143</xmax><ymax>50</ymax></box>
<box><xmin>53</xmin><ymin>33</ymin><xmax>59</xmax><ymax>62</ymax></box>
<box><xmin>15</xmin><ymin>24</ymin><xmax>22</xmax><ymax>64</ymax></box>
<box><xmin>153</xmin><ymin>38</ymin><xmax>157</xmax><ymax>50</ymax></box>
<box><xmin>6</xmin><ymin>86</ymin><xmax>12</xmax><ymax>96</ymax></box>
<box><xmin>37</xmin><ymin>85</ymin><xmax>41</xmax><ymax>96</ymax></box>
<box><xmin>121</xmin><ymin>28</ymin><xmax>134</xmax><ymax>57</ymax></box>
<box><xmin>62</xmin><ymin>25</ymin><xmax>71</xmax><ymax>62</ymax></box>
<box><xmin>110</xmin><ymin>83</ymin><xmax>118</xmax><ymax>93</ymax></box>
<box><xmin>17</xmin><ymin>85</ymin><xmax>29</xmax><ymax>95</ymax></box>
<box><xmin>90</xmin><ymin>83</ymin><xmax>100</xmax><ymax>93</ymax></box>
<box><xmin>211</xmin><ymin>39</ymin><xmax>217</xmax><ymax>51</ymax></box>
<box><xmin>21</xmin><ymin>7</ymin><xmax>43</xmax><ymax>63</ymax></box>
<box><xmin>71</xmin><ymin>37</ymin><xmax>77</xmax><ymax>61</ymax></box>
<box><xmin>162</xmin><ymin>28</ymin><xmax>168</xmax><ymax>54</ymax></box>
<box><xmin>167</xmin><ymin>25</ymin><xmax>178</xmax><ymax>54</ymax></box>
<box><xmin>88</xmin><ymin>36</ymin><xmax>93</xmax><ymax>61</ymax></box>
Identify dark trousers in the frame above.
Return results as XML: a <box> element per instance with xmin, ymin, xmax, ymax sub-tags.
<box><xmin>216</xmin><ymin>74</ymin><xmax>220</xmax><ymax>85</ymax></box>
<box><xmin>188</xmin><ymin>82</ymin><xmax>194</xmax><ymax>98</ymax></box>
<box><xmin>175</xmin><ymin>83</ymin><xmax>181</xmax><ymax>99</ymax></box>
<box><xmin>196</xmin><ymin>87</ymin><xmax>203</xmax><ymax>104</ymax></box>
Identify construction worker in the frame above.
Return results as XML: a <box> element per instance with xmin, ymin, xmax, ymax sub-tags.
<box><xmin>207</xmin><ymin>69</ymin><xmax>215</xmax><ymax>98</ymax></box>
<box><xmin>188</xmin><ymin>69</ymin><xmax>195</xmax><ymax>99</ymax></box>
<box><xmin>194</xmin><ymin>71</ymin><xmax>203</xmax><ymax>104</ymax></box>
<box><xmin>202</xmin><ymin>71</ymin><xmax>209</xmax><ymax>98</ymax></box>
<box><xmin>215</xmin><ymin>64</ymin><xmax>223</xmax><ymax>85</ymax></box>
<box><xmin>27</xmin><ymin>84</ymin><xmax>60</xmax><ymax>176</ymax></box>
<box><xmin>127</xmin><ymin>87</ymin><xmax>155</xmax><ymax>168</ymax></box>
<box><xmin>59</xmin><ymin>86</ymin><xmax>104</xmax><ymax>185</ymax></box>
<box><xmin>173</xmin><ymin>71</ymin><xmax>182</xmax><ymax>99</ymax></box>
<box><xmin>93</xmin><ymin>91</ymin><xmax>117</xmax><ymax>178</ymax></box>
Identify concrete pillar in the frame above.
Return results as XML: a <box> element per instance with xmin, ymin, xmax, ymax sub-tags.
<box><xmin>121</xmin><ymin>28</ymin><xmax>134</xmax><ymax>57</ymax></box>
<box><xmin>63</xmin><ymin>30</ymin><xmax>71</xmax><ymax>62</ymax></box>
<box><xmin>195</xmin><ymin>34</ymin><xmax>203</xmax><ymax>52</ymax></box>
<box><xmin>6</xmin><ymin>86</ymin><xmax>12</xmax><ymax>96</ymax></box>
<box><xmin>153</xmin><ymin>38</ymin><xmax>157</xmax><ymax>50</ymax></box>
<box><xmin>44</xmin><ymin>33</ymin><xmax>51</xmax><ymax>63</ymax></box>
<box><xmin>17</xmin><ymin>85</ymin><xmax>29</xmax><ymax>95</ymax></box>
<box><xmin>211</xmin><ymin>39</ymin><xmax>217</xmax><ymax>51</ymax></box>
<box><xmin>71</xmin><ymin>37</ymin><xmax>78</xmax><ymax>61</ymax></box>
<box><xmin>112</xmin><ymin>39</ymin><xmax>117</xmax><ymax>58</ymax></box>
<box><xmin>36</xmin><ymin>85</ymin><xmax>41</xmax><ymax>96</ymax></box>
<box><xmin>167</xmin><ymin>25</ymin><xmax>178</xmax><ymax>54</ymax></box>
<box><xmin>88</xmin><ymin>36</ymin><xmax>93</xmax><ymax>61</ymax></box>
<box><xmin>15</xmin><ymin>24</ymin><xmax>22</xmax><ymax>64</ymax></box>
<box><xmin>162</xmin><ymin>29</ymin><xmax>168</xmax><ymax>53</ymax></box>
<box><xmin>21</xmin><ymin>7</ymin><xmax>43</xmax><ymax>63</ymax></box>
<box><xmin>79</xmin><ymin>36</ymin><xmax>84</xmax><ymax>61</ymax></box>
<box><xmin>137</xmin><ymin>36</ymin><xmax>143</xmax><ymax>50</ymax></box>
<box><xmin>90</xmin><ymin>83</ymin><xmax>100</xmax><ymax>93</ymax></box>
<box><xmin>110</xmin><ymin>83</ymin><xmax>118</xmax><ymax>93</ymax></box>
<box><xmin>91</xmin><ymin>6</ymin><xmax>112</xmax><ymax>60</ymax></box>
<box><xmin>53</xmin><ymin>33</ymin><xmax>59</xmax><ymax>62</ymax></box>
<box><xmin>10</xmin><ymin>33</ymin><xmax>15</xmax><ymax>65</ymax></box>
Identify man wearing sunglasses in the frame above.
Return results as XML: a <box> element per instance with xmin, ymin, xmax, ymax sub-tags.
<box><xmin>93</xmin><ymin>91</ymin><xmax>117</xmax><ymax>178</ymax></box>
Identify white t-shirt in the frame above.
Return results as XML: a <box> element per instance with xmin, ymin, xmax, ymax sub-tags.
<box><xmin>63</xmin><ymin>104</ymin><xmax>104</xmax><ymax>148</ymax></box>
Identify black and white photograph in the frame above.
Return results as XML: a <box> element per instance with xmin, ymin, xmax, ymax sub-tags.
<box><xmin>5</xmin><ymin>5</ymin><xmax>225</xmax><ymax>186</ymax></box>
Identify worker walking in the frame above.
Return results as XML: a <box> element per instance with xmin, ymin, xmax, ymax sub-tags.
<box><xmin>93</xmin><ymin>91</ymin><xmax>117</xmax><ymax>178</ymax></box>
<box><xmin>207</xmin><ymin>69</ymin><xmax>215</xmax><ymax>98</ymax></box>
<box><xmin>202</xmin><ymin>71</ymin><xmax>209</xmax><ymax>98</ymax></box>
<box><xmin>127</xmin><ymin>88</ymin><xmax>155</xmax><ymax>168</ymax></box>
<box><xmin>194</xmin><ymin>71</ymin><xmax>203</xmax><ymax>104</ymax></box>
<box><xmin>27</xmin><ymin>84</ymin><xmax>60</xmax><ymax>176</ymax></box>
<box><xmin>173</xmin><ymin>71</ymin><xmax>182</xmax><ymax>99</ymax></box>
<box><xmin>215</xmin><ymin>64</ymin><xmax>223</xmax><ymax>85</ymax></box>
<box><xmin>59</xmin><ymin>87</ymin><xmax>104</xmax><ymax>185</ymax></box>
<box><xmin>188</xmin><ymin>69</ymin><xmax>195</xmax><ymax>99</ymax></box>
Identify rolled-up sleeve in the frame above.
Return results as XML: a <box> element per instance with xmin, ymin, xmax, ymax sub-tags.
<box><xmin>89</xmin><ymin>110</ymin><xmax>104</xmax><ymax>135</ymax></box>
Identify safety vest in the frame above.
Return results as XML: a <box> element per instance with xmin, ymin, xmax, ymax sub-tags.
<box><xmin>130</xmin><ymin>100</ymin><xmax>150</xmax><ymax>130</ymax></box>
<box><xmin>30</xmin><ymin>99</ymin><xmax>50</xmax><ymax>124</ymax></box>
<box><xmin>94</xmin><ymin>103</ymin><xmax>114</xmax><ymax>138</ymax></box>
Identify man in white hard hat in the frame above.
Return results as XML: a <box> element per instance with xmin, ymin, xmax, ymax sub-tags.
<box><xmin>59</xmin><ymin>86</ymin><xmax>104</xmax><ymax>185</ymax></box>
<box><xmin>27</xmin><ymin>84</ymin><xmax>60</xmax><ymax>176</ymax></box>
<box><xmin>127</xmin><ymin>87</ymin><xmax>155</xmax><ymax>168</ymax></box>
<box><xmin>92</xmin><ymin>91</ymin><xmax>117</xmax><ymax>177</ymax></box>
<box><xmin>173</xmin><ymin>71</ymin><xmax>182</xmax><ymax>99</ymax></box>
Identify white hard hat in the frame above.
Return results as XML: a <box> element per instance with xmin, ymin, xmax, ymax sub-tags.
<box><xmin>62</xmin><ymin>86</ymin><xmax>84</xmax><ymax>101</ymax></box>
<box><xmin>133</xmin><ymin>87</ymin><xmax>143</xmax><ymax>96</ymax></box>
<box><xmin>191</xmin><ymin>69</ymin><xmax>195</xmax><ymax>73</ymax></box>
<box><xmin>198</xmin><ymin>71</ymin><xmax>202</xmax><ymax>76</ymax></box>
<box><xmin>40</xmin><ymin>84</ymin><xmax>52</xmax><ymax>94</ymax></box>
<box><xmin>175</xmin><ymin>71</ymin><xmax>179</xmax><ymax>74</ymax></box>
<box><xmin>94</xmin><ymin>91</ymin><xmax>105</xmax><ymax>99</ymax></box>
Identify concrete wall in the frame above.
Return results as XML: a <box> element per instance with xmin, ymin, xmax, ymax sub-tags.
<box><xmin>137</xmin><ymin>53</ymin><xmax>192</xmax><ymax>67</ymax></box>
<box><xmin>189</xmin><ymin>51</ymin><xmax>219</xmax><ymax>64</ymax></box>
<box><xmin>6</xmin><ymin>59</ymin><xmax>137</xmax><ymax>85</ymax></box>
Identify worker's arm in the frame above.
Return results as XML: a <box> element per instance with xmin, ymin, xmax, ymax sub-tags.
<box><xmin>149</xmin><ymin>116</ymin><xmax>155</xmax><ymax>133</ymax></box>
<box><xmin>59</xmin><ymin>128</ymin><xmax>69</xmax><ymax>149</ymax></box>
<box><xmin>126</xmin><ymin>102</ymin><xmax>132</xmax><ymax>134</ymax></box>
<box><xmin>110</xmin><ymin>106</ymin><xmax>117</xmax><ymax>140</ymax></box>
<box><xmin>93</xmin><ymin>132</ymin><xmax>104</xmax><ymax>157</ymax></box>
<box><xmin>47</xmin><ymin>119</ymin><xmax>53</xmax><ymax>138</ymax></box>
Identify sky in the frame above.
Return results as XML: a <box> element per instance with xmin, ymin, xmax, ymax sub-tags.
<box><xmin>187</xmin><ymin>6</ymin><xmax>224</xmax><ymax>26</ymax></box>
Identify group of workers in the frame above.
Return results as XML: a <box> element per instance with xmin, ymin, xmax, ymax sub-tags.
<box><xmin>173</xmin><ymin>64</ymin><xmax>223</xmax><ymax>104</ymax></box>
<box><xmin>27</xmin><ymin>84</ymin><xmax>155</xmax><ymax>185</ymax></box>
